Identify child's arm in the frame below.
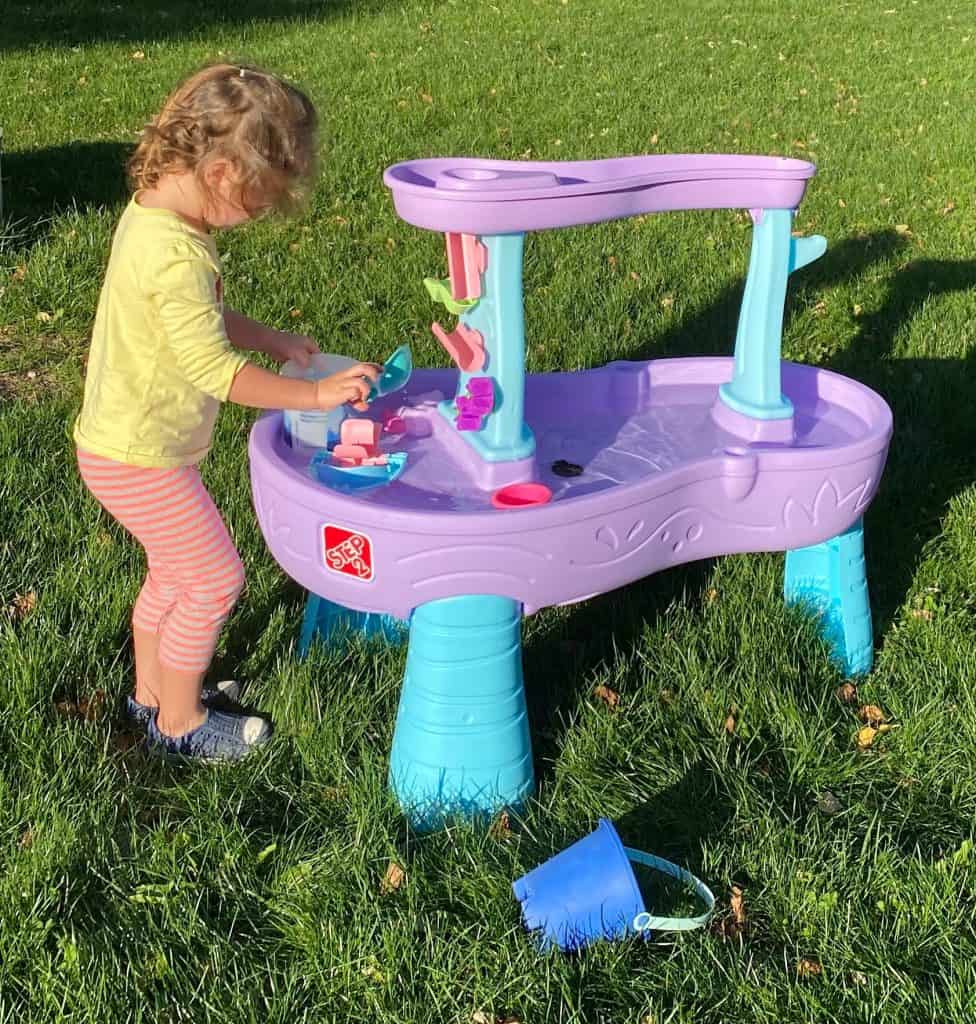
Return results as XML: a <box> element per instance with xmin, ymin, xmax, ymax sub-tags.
<box><xmin>228</xmin><ymin>362</ymin><xmax>380</xmax><ymax>413</ymax></box>
<box><xmin>224</xmin><ymin>308</ymin><xmax>319</xmax><ymax>367</ymax></box>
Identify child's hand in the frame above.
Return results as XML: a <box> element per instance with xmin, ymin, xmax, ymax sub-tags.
<box><xmin>314</xmin><ymin>364</ymin><xmax>382</xmax><ymax>412</ymax></box>
<box><xmin>265</xmin><ymin>330</ymin><xmax>320</xmax><ymax>367</ymax></box>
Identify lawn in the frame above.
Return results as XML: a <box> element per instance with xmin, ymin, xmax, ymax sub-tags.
<box><xmin>2</xmin><ymin>0</ymin><xmax>976</xmax><ymax>1020</ymax></box>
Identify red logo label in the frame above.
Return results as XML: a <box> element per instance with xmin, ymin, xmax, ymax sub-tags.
<box><xmin>323</xmin><ymin>525</ymin><xmax>374</xmax><ymax>582</ymax></box>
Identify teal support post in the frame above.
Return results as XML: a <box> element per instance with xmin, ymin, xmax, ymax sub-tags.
<box><xmin>389</xmin><ymin>594</ymin><xmax>534</xmax><ymax>830</ymax></box>
<box><xmin>298</xmin><ymin>594</ymin><xmax>405</xmax><ymax>657</ymax></box>
<box><xmin>719</xmin><ymin>208</ymin><xmax>827</xmax><ymax>420</ymax></box>
<box><xmin>784</xmin><ymin>519</ymin><xmax>874</xmax><ymax>677</ymax></box>
<box><xmin>440</xmin><ymin>233</ymin><xmax>535</xmax><ymax>463</ymax></box>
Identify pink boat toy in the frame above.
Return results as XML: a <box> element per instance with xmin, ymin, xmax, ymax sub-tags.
<box><xmin>248</xmin><ymin>153</ymin><xmax>893</xmax><ymax>830</ymax></box>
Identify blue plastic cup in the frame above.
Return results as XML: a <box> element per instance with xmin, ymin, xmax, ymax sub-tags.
<box><xmin>512</xmin><ymin>819</ymin><xmax>715</xmax><ymax>951</ymax></box>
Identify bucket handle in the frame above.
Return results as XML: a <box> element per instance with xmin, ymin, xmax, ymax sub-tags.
<box><xmin>624</xmin><ymin>847</ymin><xmax>716</xmax><ymax>933</ymax></box>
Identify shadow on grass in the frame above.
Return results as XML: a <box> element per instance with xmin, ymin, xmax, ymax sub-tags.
<box><xmin>830</xmin><ymin>257</ymin><xmax>976</xmax><ymax>633</ymax></box>
<box><xmin>2</xmin><ymin>141</ymin><xmax>131</xmax><ymax>252</ymax></box>
<box><xmin>1</xmin><ymin>0</ymin><xmax>391</xmax><ymax>53</ymax></box>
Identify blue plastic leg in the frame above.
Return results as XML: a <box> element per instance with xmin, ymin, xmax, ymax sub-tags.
<box><xmin>298</xmin><ymin>593</ymin><xmax>406</xmax><ymax>658</ymax></box>
<box><xmin>389</xmin><ymin>595</ymin><xmax>534</xmax><ymax>830</ymax></box>
<box><xmin>784</xmin><ymin>519</ymin><xmax>874</xmax><ymax>676</ymax></box>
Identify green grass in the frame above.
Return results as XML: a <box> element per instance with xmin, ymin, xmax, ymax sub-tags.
<box><xmin>2</xmin><ymin>0</ymin><xmax>976</xmax><ymax>1020</ymax></box>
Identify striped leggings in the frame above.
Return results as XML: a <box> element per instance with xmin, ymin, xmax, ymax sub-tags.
<box><xmin>77</xmin><ymin>448</ymin><xmax>245</xmax><ymax>673</ymax></box>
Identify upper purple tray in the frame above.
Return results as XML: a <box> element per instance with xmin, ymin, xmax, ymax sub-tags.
<box><xmin>383</xmin><ymin>155</ymin><xmax>817</xmax><ymax>233</ymax></box>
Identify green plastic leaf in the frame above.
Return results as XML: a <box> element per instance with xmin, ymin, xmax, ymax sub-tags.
<box><xmin>423</xmin><ymin>277</ymin><xmax>477</xmax><ymax>315</ymax></box>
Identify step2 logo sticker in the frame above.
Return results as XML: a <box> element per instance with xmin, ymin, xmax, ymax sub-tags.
<box><xmin>323</xmin><ymin>524</ymin><xmax>374</xmax><ymax>582</ymax></box>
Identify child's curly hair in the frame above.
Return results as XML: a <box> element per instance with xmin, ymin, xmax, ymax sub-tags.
<box><xmin>127</xmin><ymin>63</ymin><xmax>318</xmax><ymax>215</ymax></box>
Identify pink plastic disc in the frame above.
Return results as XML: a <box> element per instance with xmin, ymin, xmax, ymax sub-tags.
<box><xmin>490</xmin><ymin>483</ymin><xmax>553</xmax><ymax>510</ymax></box>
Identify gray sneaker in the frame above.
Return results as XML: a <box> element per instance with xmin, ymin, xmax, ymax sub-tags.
<box><xmin>147</xmin><ymin>708</ymin><xmax>271</xmax><ymax>763</ymax></box>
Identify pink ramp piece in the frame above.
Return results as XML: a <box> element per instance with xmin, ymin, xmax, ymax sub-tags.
<box><xmin>445</xmin><ymin>233</ymin><xmax>487</xmax><ymax>301</ymax></box>
<box><xmin>333</xmin><ymin>443</ymin><xmax>371</xmax><ymax>462</ymax></box>
<box><xmin>431</xmin><ymin>322</ymin><xmax>486</xmax><ymax>373</ymax></box>
<box><xmin>341</xmin><ymin>419</ymin><xmax>382</xmax><ymax>449</ymax></box>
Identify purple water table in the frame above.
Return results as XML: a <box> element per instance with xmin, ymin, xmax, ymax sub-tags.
<box><xmin>248</xmin><ymin>155</ymin><xmax>893</xmax><ymax>830</ymax></box>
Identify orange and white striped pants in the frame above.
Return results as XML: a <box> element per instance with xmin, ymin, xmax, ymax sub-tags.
<box><xmin>77</xmin><ymin>448</ymin><xmax>245</xmax><ymax>673</ymax></box>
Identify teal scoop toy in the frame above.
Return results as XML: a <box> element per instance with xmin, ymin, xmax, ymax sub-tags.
<box><xmin>368</xmin><ymin>344</ymin><xmax>413</xmax><ymax>403</ymax></box>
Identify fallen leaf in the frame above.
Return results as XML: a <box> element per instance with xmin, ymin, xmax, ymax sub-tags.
<box><xmin>813</xmin><ymin>300</ymin><xmax>828</xmax><ymax>317</ymax></box>
<box><xmin>817</xmin><ymin>790</ymin><xmax>843</xmax><ymax>816</ymax></box>
<box><xmin>385</xmin><ymin>238</ymin><xmax>396</xmax><ymax>253</ymax></box>
<box><xmin>12</xmin><ymin>266</ymin><xmax>26</xmax><ymax>281</ymax></box>
<box><xmin>472</xmin><ymin>1014</ymin><xmax>493</xmax><ymax>1024</ymax></box>
<box><xmin>856</xmin><ymin>723</ymin><xmax>897</xmax><ymax>750</ymax></box>
<box><xmin>837</xmin><ymin>198</ymin><xmax>846</xmax><ymax>208</ymax></box>
<box><xmin>11</xmin><ymin>591</ymin><xmax>37</xmax><ymax>619</ymax></box>
<box><xmin>649</xmin><ymin>132</ymin><xmax>659</xmax><ymax>145</ymax></box>
<box><xmin>856</xmin><ymin>725</ymin><xmax>878</xmax><ymax>749</ymax></box>
<box><xmin>705</xmin><ymin>587</ymin><xmax>720</xmax><ymax>604</ymax></box>
<box><xmin>730</xmin><ymin>885</ymin><xmax>746</xmax><ymax>927</ymax></box>
<box><xmin>659</xmin><ymin>688</ymin><xmax>675</xmax><ymax>705</ymax></box>
<box><xmin>26</xmin><ymin>370</ymin><xmax>37</xmax><ymax>380</ymax></box>
<box><xmin>35</xmin><ymin>311</ymin><xmax>53</xmax><ymax>323</ymax></box>
<box><xmin>19</xmin><ymin>828</ymin><xmax>34</xmax><ymax>849</ymax></box>
<box><xmin>607</xmin><ymin>255</ymin><xmax>618</xmax><ymax>270</ymax></box>
<box><xmin>660</xmin><ymin>294</ymin><xmax>674</xmax><ymax>309</ymax></box>
<box><xmin>629</xmin><ymin>271</ymin><xmax>640</xmax><ymax>282</ymax></box>
<box><xmin>131</xmin><ymin>50</ymin><xmax>146</xmax><ymax>60</ymax></box>
<box><xmin>895</xmin><ymin>224</ymin><xmax>912</xmax><ymax>237</ymax></box>
<box><xmin>489</xmin><ymin>809</ymin><xmax>512</xmax><ymax>841</ymax></box>
<box><xmin>858</xmin><ymin>704</ymin><xmax>887</xmax><ymax>726</ymax></box>
<box><xmin>594</xmin><ymin>684</ymin><xmax>620</xmax><ymax>708</ymax></box>
<box><xmin>942</xmin><ymin>201</ymin><xmax>956</xmax><ymax>215</ymax></box>
<box><xmin>78</xmin><ymin>75</ymin><xmax>88</xmax><ymax>86</ymax></box>
<box><xmin>911</xmin><ymin>607</ymin><xmax>933</xmax><ymax>621</ymax></box>
<box><xmin>851</xmin><ymin>970</ymin><xmax>868</xmax><ymax>986</ymax></box>
<box><xmin>380</xmin><ymin>860</ymin><xmax>405</xmax><ymax>894</ymax></box>
<box><xmin>835</xmin><ymin>682</ymin><xmax>858</xmax><ymax>705</ymax></box>
<box><xmin>713</xmin><ymin>884</ymin><xmax>747</xmax><ymax>938</ymax></box>
<box><xmin>853</xmin><ymin>303</ymin><xmax>864</xmax><ymax>317</ymax></box>
<box><xmin>289</xmin><ymin>308</ymin><xmax>302</xmax><ymax>318</ymax></box>
<box><xmin>419</xmin><ymin>92</ymin><xmax>433</xmax><ymax>104</ymax></box>
<box><xmin>723</xmin><ymin>706</ymin><xmax>737</xmax><ymax>735</ymax></box>
<box><xmin>55</xmin><ymin>690</ymin><xmax>106</xmax><ymax>723</ymax></box>
<box><xmin>797</xmin><ymin>957</ymin><xmax>822</xmax><ymax>979</ymax></box>
<box><xmin>288</xmin><ymin>242</ymin><xmax>301</xmax><ymax>253</ymax></box>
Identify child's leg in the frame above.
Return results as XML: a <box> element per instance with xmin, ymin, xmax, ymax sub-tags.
<box><xmin>77</xmin><ymin>450</ymin><xmax>244</xmax><ymax>731</ymax></box>
<box><xmin>133</xmin><ymin>626</ymin><xmax>164</xmax><ymax>707</ymax></box>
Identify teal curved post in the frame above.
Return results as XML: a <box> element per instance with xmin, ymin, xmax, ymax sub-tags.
<box><xmin>389</xmin><ymin>594</ymin><xmax>534</xmax><ymax>830</ymax></box>
<box><xmin>784</xmin><ymin>519</ymin><xmax>874</xmax><ymax>676</ymax></box>
<box><xmin>440</xmin><ymin>233</ymin><xmax>535</xmax><ymax>463</ymax></box>
<box><xmin>719</xmin><ymin>208</ymin><xmax>827</xmax><ymax>420</ymax></box>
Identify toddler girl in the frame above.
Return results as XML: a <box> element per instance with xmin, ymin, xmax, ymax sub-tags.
<box><xmin>75</xmin><ymin>63</ymin><xmax>379</xmax><ymax>762</ymax></box>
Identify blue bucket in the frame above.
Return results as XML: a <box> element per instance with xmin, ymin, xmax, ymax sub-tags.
<box><xmin>512</xmin><ymin>819</ymin><xmax>714</xmax><ymax>951</ymax></box>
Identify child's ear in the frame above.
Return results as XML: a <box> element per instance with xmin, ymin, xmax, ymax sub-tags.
<box><xmin>202</xmin><ymin>158</ymin><xmax>230</xmax><ymax>195</ymax></box>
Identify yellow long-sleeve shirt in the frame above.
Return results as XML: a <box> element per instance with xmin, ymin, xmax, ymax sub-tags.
<box><xmin>74</xmin><ymin>197</ymin><xmax>248</xmax><ymax>468</ymax></box>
